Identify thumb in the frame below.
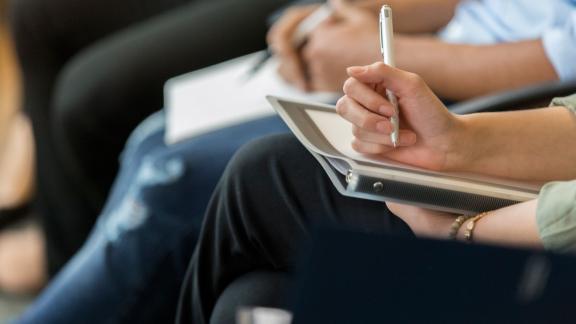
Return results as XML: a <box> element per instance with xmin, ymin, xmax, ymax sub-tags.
<box><xmin>346</xmin><ymin>62</ymin><xmax>427</xmax><ymax>97</ymax></box>
<box><xmin>329</xmin><ymin>0</ymin><xmax>369</xmax><ymax>22</ymax></box>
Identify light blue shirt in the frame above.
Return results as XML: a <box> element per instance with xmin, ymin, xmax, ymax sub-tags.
<box><xmin>438</xmin><ymin>0</ymin><xmax>576</xmax><ymax>80</ymax></box>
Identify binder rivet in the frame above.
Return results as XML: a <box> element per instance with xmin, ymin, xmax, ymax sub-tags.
<box><xmin>373</xmin><ymin>182</ymin><xmax>384</xmax><ymax>192</ymax></box>
<box><xmin>346</xmin><ymin>170</ymin><xmax>353</xmax><ymax>184</ymax></box>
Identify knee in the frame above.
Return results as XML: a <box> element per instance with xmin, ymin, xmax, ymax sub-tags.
<box><xmin>52</xmin><ymin>54</ymin><xmax>113</xmax><ymax>141</ymax></box>
<box><xmin>228</xmin><ymin>134</ymin><xmax>300</xmax><ymax>173</ymax></box>
<box><xmin>52</xmin><ymin>54</ymin><xmax>131</xmax><ymax>145</ymax></box>
<box><xmin>223</xmin><ymin>134</ymin><xmax>302</xmax><ymax>189</ymax></box>
<box><xmin>52</xmin><ymin>43</ymin><xmax>162</xmax><ymax>144</ymax></box>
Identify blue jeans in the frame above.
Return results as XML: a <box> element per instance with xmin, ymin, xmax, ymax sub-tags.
<box><xmin>16</xmin><ymin>112</ymin><xmax>288</xmax><ymax>324</ymax></box>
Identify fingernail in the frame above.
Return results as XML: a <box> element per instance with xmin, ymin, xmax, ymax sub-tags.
<box><xmin>347</xmin><ymin>66</ymin><xmax>366</xmax><ymax>74</ymax></box>
<box><xmin>376</xmin><ymin>121</ymin><xmax>390</xmax><ymax>133</ymax></box>
<box><xmin>403</xmin><ymin>133</ymin><xmax>417</xmax><ymax>145</ymax></box>
<box><xmin>379</xmin><ymin>105</ymin><xmax>390</xmax><ymax>115</ymax></box>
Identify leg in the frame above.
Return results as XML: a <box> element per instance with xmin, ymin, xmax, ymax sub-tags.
<box><xmin>17</xmin><ymin>115</ymin><xmax>288</xmax><ymax>323</ymax></box>
<box><xmin>11</xmin><ymin>0</ymin><xmax>291</xmax><ymax>275</ymax></box>
<box><xmin>53</xmin><ymin>0</ymin><xmax>291</xmax><ymax>201</ymax></box>
<box><xmin>178</xmin><ymin>134</ymin><xmax>414</xmax><ymax>324</ymax></box>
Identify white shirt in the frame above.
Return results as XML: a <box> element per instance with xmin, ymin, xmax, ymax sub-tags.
<box><xmin>438</xmin><ymin>0</ymin><xmax>576</xmax><ymax>80</ymax></box>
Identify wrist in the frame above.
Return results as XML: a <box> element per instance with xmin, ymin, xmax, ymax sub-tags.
<box><xmin>443</xmin><ymin>114</ymin><xmax>479</xmax><ymax>172</ymax></box>
<box><xmin>419</xmin><ymin>211</ymin><xmax>455</xmax><ymax>239</ymax></box>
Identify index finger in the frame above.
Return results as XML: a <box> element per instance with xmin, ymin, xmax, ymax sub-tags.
<box><xmin>342</xmin><ymin>77</ymin><xmax>396</xmax><ymax>117</ymax></box>
<box><xmin>346</xmin><ymin>62</ymin><xmax>428</xmax><ymax>97</ymax></box>
<box><xmin>267</xmin><ymin>5</ymin><xmax>319</xmax><ymax>55</ymax></box>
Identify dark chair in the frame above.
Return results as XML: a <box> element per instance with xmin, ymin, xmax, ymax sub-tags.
<box><xmin>449</xmin><ymin>79</ymin><xmax>576</xmax><ymax>114</ymax></box>
<box><xmin>291</xmin><ymin>229</ymin><xmax>576</xmax><ymax>323</ymax></box>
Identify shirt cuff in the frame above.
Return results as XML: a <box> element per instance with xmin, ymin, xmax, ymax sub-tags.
<box><xmin>542</xmin><ymin>14</ymin><xmax>576</xmax><ymax>81</ymax></box>
<box><xmin>550</xmin><ymin>94</ymin><xmax>576</xmax><ymax>115</ymax></box>
<box><xmin>536</xmin><ymin>181</ymin><xmax>576</xmax><ymax>253</ymax></box>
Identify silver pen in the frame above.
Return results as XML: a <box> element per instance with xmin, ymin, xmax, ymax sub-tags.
<box><xmin>379</xmin><ymin>5</ymin><xmax>400</xmax><ymax>148</ymax></box>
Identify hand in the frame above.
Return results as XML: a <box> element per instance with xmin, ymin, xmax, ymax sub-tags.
<box><xmin>386</xmin><ymin>202</ymin><xmax>456</xmax><ymax>239</ymax></box>
<box><xmin>337</xmin><ymin>62</ymin><xmax>468</xmax><ymax>171</ymax></box>
<box><xmin>267</xmin><ymin>4</ymin><xmax>321</xmax><ymax>90</ymax></box>
<box><xmin>300</xmin><ymin>0</ymin><xmax>381</xmax><ymax>92</ymax></box>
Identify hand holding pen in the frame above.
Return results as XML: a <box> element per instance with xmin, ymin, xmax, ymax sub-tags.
<box><xmin>265</xmin><ymin>4</ymin><xmax>333</xmax><ymax>89</ymax></box>
<box><xmin>337</xmin><ymin>62</ymin><xmax>458</xmax><ymax>171</ymax></box>
<box><xmin>266</xmin><ymin>0</ymin><xmax>381</xmax><ymax>92</ymax></box>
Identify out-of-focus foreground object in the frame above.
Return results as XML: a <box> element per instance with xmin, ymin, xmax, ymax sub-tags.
<box><xmin>0</xmin><ymin>2</ymin><xmax>34</xmax><ymax>212</ymax></box>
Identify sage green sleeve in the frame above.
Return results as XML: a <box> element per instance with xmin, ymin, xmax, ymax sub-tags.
<box><xmin>537</xmin><ymin>181</ymin><xmax>576</xmax><ymax>253</ymax></box>
<box><xmin>550</xmin><ymin>93</ymin><xmax>576</xmax><ymax>114</ymax></box>
<box><xmin>534</xmin><ymin>95</ymin><xmax>576</xmax><ymax>252</ymax></box>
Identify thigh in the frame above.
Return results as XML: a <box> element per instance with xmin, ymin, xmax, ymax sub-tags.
<box><xmin>52</xmin><ymin>0</ymin><xmax>293</xmax><ymax>195</ymax></box>
<box><xmin>8</xmin><ymin>0</ymin><xmax>190</xmax><ymax>56</ymax></box>
<box><xmin>18</xmin><ymin>116</ymin><xmax>289</xmax><ymax>324</ymax></box>
<box><xmin>223</xmin><ymin>134</ymin><xmax>413</xmax><ymax>259</ymax></box>
<box><xmin>182</xmin><ymin>134</ymin><xmax>414</xmax><ymax>323</ymax></box>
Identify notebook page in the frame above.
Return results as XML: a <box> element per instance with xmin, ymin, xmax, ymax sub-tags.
<box><xmin>304</xmin><ymin>109</ymin><xmax>541</xmax><ymax>190</ymax></box>
<box><xmin>164</xmin><ymin>51</ymin><xmax>340</xmax><ymax>144</ymax></box>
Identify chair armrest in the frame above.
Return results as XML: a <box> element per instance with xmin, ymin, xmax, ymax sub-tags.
<box><xmin>448</xmin><ymin>79</ymin><xmax>576</xmax><ymax>115</ymax></box>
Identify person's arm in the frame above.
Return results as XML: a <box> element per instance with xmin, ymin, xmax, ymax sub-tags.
<box><xmin>363</xmin><ymin>0</ymin><xmax>461</xmax><ymax>34</ymax></box>
<box><xmin>267</xmin><ymin>0</ymin><xmax>461</xmax><ymax>91</ymax></box>
<box><xmin>396</xmin><ymin>37</ymin><xmax>559</xmax><ymax>101</ymax></box>
<box><xmin>386</xmin><ymin>200</ymin><xmax>542</xmax><ymax>249</ymax></box>
<box><xmin>456</xmin><ymin>107</ymin><xmax>576</xmax><ymax>181</ymax></box>
<box><xmin>338</xmin><ymin>63</ymin><xmax>576</xmax><ymax>181</ymax></box>
<box><xmin>339</xmin><ymin>63</ymin><xmax>576</xmax><ymax>252</ymax></box>
<box><xmin>388</xmin><ymin>180</ymin><xmax>576</xmax><ymax>252</ymax></box>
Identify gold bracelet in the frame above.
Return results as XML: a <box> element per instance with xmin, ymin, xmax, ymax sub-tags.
<box><xmin>463</xmin><ymin>212</ymin><xmax>490</xmax><ymax>243</ymax></box>
<box><xmin>448</xmin><ymin>215</ymin><xmax>473</xmax><ymax>240</ymax></box>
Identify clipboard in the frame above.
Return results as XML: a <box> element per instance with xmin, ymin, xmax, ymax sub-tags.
<box><xmin>267</xmin><ymin>96</ymin><xmax>542</xmax><ymax>215</ymax></box>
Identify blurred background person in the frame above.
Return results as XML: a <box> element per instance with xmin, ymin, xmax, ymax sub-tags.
<box><xmin>1</xmin><ymin>0</ymin><xmax>295</xmax><ymax>294</ymax></box>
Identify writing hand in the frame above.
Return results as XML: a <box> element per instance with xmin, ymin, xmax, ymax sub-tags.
<box><xmin>267</xmin><ymin>4</ymin><xmax>320</xmax><ymax>90</ymax></box>
<box><xmin>337</xmin><ymin>62</ymin><xmax>467</xmax><ymax>171</ymax></box>
<box><xmin>300</xmin><ymin>0</ymin><xmax>381</xmax><ymax>92</ymax></box>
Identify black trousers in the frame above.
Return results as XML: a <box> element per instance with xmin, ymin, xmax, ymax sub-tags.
<box><xmin>177</xmin><ymin>134</ymin><xmax>414</xmax><ymax>324</ymax></box>
<box><xmin>8</xmin><ymin>0</ymin><xmax>290</xmax><ymax>275</ymax></box>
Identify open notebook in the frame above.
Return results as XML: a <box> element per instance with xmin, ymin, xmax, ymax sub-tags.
<box><xmin>164</xmin><ymin>51</ymin><xmax>340</xmax><ymax>144</ymax></box>
<box><xmin>267</xmin><ymin>96</ymin><xmax>542</xmax><ymax>215</ymax></box>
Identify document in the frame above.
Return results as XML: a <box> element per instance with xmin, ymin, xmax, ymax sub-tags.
<box><xmin>267</xmin><ymin>96</ymin><xmax>542</xmax><ymax>214</ymax></box>
<box><xmin>164</xmin><ymin>51</ymin><xmax>340</xmax><ymax>144</ymax></box>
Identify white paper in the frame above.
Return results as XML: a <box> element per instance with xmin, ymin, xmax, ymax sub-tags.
<box><xmin>164</xmin><ymin>51</ymin><xmax>340</xmax><ymax>144</ymax></box>
<box><xmin>303</xmin><ymin>109</ymin><xmax>542</xmax><ymax>191</ymax></box>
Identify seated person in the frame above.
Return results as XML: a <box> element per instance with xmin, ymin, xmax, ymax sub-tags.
<box><xmin>15</xmin><ymin>112</ymin><xmax>288</xmax><ymax>324</ymax></box>
<box><xmin>14</xmin><ymin>0</ymin><xmax>576</xmax><ymax>322</ymax></box>
<box><xmin>1</xmin><ymin>0</ymin><xmax>293</xmax><ymax>293</ymax></box>
<box><xmin>271</xmin><ymin>0</ymin><xmax>573</xmax><ymax>99</ymax></box>
<box><xmin>177</xmin><ymin>62</ymin><xmax>576</xmax><ymax>323</ymax></box>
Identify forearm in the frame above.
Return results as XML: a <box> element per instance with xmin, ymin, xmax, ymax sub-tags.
<box><xmin>361</xmin><ymin>0</ymin><xmax>460</xmax><ymax>33</ymax></box>
<box><xmin>453</xmin><ymin>107</ymin><xmax>576</xmax><ymax>181</ymax></box>
<box><xmin>389</xmin><ymin>0</ymin><xmax>461</xmax><ymax>33</ymax></box>
<box><xmin>397</xmin><ymin>37</ymin><xmax>558</xmax><ymax>101</ymax></box>
<box><xmin>457</xmin><ymin>200</ymin><xmax>543</xmax><ymax>249</ymax></box>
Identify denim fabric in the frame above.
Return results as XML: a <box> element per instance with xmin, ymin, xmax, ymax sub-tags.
<box><xmin>16</xmin><ymin>112</ymin><xmax>288</xmax><ymax>324</ymax></box>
